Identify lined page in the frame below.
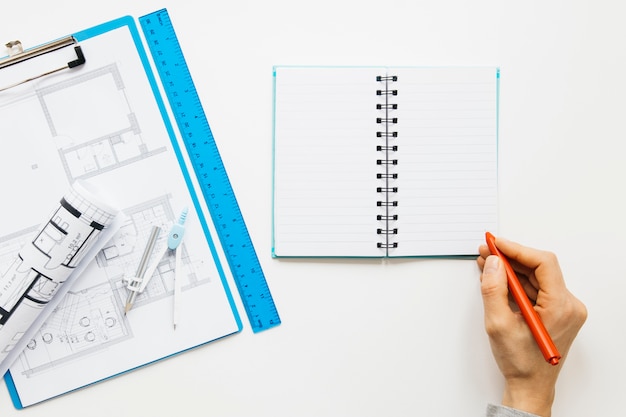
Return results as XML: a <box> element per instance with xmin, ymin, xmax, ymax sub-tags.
<box><xmin>273</xmin><ymin>67</ymin><xmax>384</xmax><ymax>257</ymax></box>
<box><xmin>389</xmin><ymin>67</ymin><xmax>498</xmax><ymax>256</ymax></box>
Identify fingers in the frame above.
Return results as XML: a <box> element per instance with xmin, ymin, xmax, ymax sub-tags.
<box><xmin>478</xmin><ymin>236</ymin><xmax>566</xmax><ymax>293</ymax></box>
<box><xmin>480</xmin><ymin>255</ymin><xmax>515</xmax><ymax>327</ymax></box>
<box><xmin>477</xmin><ymin>234</ymin><xmax>588</xmax><ymax>409</ymax></box>
<box><xmin>477</xmin><ymin>244</ymin><xmax>489</xmax><ymax>260</ymax></box>
<box><xmin>478</xmin><ymin>242</ymin><xmax>533</xmax><ymax>278</ymax></box>
<box><xmin>493</xmin><ymin>238</ymin><xmax>547</xmax><ymax>269</ymax></box>
<box><xmin>476</xmin><ymin>244</ymin><xmax>490</xmax><ymax>271</ymax></box>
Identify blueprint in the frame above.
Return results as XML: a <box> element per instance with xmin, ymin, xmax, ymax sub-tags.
<box><xmin>0</xmin><ymin>22</ymin><xmax>240</xmax><ymax>407</ymax></box>
<box><xmin>0</xmin><ymin>181</ymin><xmax>120</xmax><ymax>375</ymax></box>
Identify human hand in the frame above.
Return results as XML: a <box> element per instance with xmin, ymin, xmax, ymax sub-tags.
<box><xmin>477</xmin><ymin>237</ymin><xmax>587</xmax><ymax>417</ymax></box>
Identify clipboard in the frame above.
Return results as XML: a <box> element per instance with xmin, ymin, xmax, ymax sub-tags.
<box><xmin>0</xmin><ymin>12</ymin><xmax>243</xmax><ymax>408</ymax></box>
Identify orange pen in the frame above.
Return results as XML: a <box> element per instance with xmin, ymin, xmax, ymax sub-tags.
<box><xmin>485</xmin><ymin>232</ymin><xmax>561</xmax><ymax>366</ymax></box>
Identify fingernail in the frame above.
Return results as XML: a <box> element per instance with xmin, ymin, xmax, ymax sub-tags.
<box><xmin>484</xmin><ymin>256</ymin><xmax>499</xmax><ymax>274</ymax></box>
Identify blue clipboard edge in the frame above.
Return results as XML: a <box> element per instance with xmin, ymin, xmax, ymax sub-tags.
<box><xmin>4</xmin><ymin>369</ymin><xmax>21</xmax><ymax>409</ymax></box>
<box><xmin>3</xmin><ymin>12</ymin><xmax>243</xmax><ymax>409</ymax></box>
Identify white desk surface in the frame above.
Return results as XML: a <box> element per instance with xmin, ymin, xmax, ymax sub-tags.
<box><xmin>1</xmin><ymin>1</ymin><xmax>623</xmax><ymax>415</ymax></box>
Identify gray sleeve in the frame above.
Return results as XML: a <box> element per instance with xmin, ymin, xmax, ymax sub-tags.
<box><xmin>486</xmin><ymin>404</ymin><xmax>542</xmax><ymax>417</ymax></box>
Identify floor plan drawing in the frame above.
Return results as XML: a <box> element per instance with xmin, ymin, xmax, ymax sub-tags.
<box><xmin>0</xmin><ymin>23</ymin><xmax>241</xmax><ymax>407</ymax></box>
<box><xmin>0</xmin><ymin>58</ymin><xmax>214</xmax><ymax>377</ymax></box>
<box><xmin>36</xmin><ymin>64</ymin><xmax>168</xmax><ymax>182</ymax></box>
<box><xmin>19</xmin><ymin>279</ymin><xmax>129</xmax><ymax>376</ymax></box>
<box><xmin>10</xmin><ymin>194</ymin><xmax>212</xmax><ymax>377</ymax></box>
<box><xmin>99</xmin><ymin>195</ymin><xmax>213</xmax><ymax>312</ymax></box>
<box><xmin>0</xmin><ymin>182</ymin><xmax>119</xmax><ymax>373</ymax></box>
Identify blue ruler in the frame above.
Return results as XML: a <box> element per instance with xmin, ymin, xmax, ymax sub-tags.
<box><xmin>139</xmin><ymin>9</ymin><xmax>280</xmax><ymax>333</ymax></box>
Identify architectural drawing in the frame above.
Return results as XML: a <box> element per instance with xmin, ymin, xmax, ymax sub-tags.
<box><xmin>0</xmin><ymin>181</ymin><xmax>119</xmax><ymax>368</ymax></box>
<box><xmin>19</xmin><ymin>279</ymin><xmax>128</xmax><ymax>375</ymax></box>
<box><xmin>35</xmin><ymin>64</ymin><xmax>167</xmax><ymax>181</ymax></box>
<box><xmin>0</xmin><ymin>26</ymin><xmax>240</xmax><ymax>407</ymax></box>
<box><xmin>11</xmin><ymin>194</ymin><xmax>211</xmax><ymax>376</ymax></box>
<box><xmin>0</xmin><ymin>62</ymin><xmax>211</xmax><ymax>376</ymax></box>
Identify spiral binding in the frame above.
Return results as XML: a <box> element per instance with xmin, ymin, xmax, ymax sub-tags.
<box><xmin>376</xmin><ymin>74</ymin><xmax>399</xmax><ymax>251</ymax></box>
<box><xmin>377</xmin><ymin>214</ymin><xmax>398</xmax><ymax>220</ymax></box>
<box><xmin>377</xmin><ymin>173</ymin><xmax>398</xmax><ymax>179</ymax></box>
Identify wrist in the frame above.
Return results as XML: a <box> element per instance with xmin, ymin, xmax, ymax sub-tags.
<box><xmin>502</xmin><ymin>379</ymin><xmax>555</xmax><ymax>417</ymax></box>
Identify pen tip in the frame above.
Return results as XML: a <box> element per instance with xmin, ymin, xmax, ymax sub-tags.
<box><xmin>124</xmin><ymin>304</ymin><xmax>131</xmax><ymax>314</ymax></box>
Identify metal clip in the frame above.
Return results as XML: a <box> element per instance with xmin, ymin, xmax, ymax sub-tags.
<box><xmin>0</xmin><ymin>36</ymin><xmax>86</xmax><ymax>93</ymax></box>
<box><xmin>5</xmin><ymin>40</ymin><xmax>23</xmax><ymax>56</ymax></box>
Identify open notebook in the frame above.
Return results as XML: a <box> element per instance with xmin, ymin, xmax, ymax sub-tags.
<box><xmin>272</xmin><ymin>66</ymin><xmax>499</xmax><ymax>257</ymax></box>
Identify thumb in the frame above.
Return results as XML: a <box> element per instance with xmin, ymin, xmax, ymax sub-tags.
<box><xmin>480</xmin><ymin>256</ymin><xmax>512</xmax><ymax>321</ymax></box>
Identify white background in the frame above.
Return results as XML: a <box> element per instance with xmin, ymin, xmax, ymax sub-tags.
<box><xmin>1</xmin><ymin>1</ymin><xmax>624</xmax><ymax>415</ymax></box>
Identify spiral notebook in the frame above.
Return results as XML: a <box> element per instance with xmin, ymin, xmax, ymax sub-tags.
<box><xmin>272</xmin><ymin>66</ymin><xmax>499</xmax><ymax>257</ymax></box>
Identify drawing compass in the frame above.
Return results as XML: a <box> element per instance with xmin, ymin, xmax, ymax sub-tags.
<box><xmin>124</xmin><ymin>208</ymin><xmax>188</xmax><ymax>329</ymax></box>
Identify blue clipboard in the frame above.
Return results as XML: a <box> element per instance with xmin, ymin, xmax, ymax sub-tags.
<box><xmin>1</xmin><ymin>13</ymin><xmax>242</xmax><ymax>408</ymax></box>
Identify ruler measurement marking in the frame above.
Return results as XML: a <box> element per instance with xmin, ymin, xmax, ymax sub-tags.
<box><xmin>139</xmin><ymin>9</ymin><xmax>280</xmax><ymax>332</ymax></box>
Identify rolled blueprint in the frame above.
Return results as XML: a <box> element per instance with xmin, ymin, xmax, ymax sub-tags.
<box><xmin>0</xmin><ymin>181</ymin><xmax>119</xmax><ymax>374</ymax></box>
